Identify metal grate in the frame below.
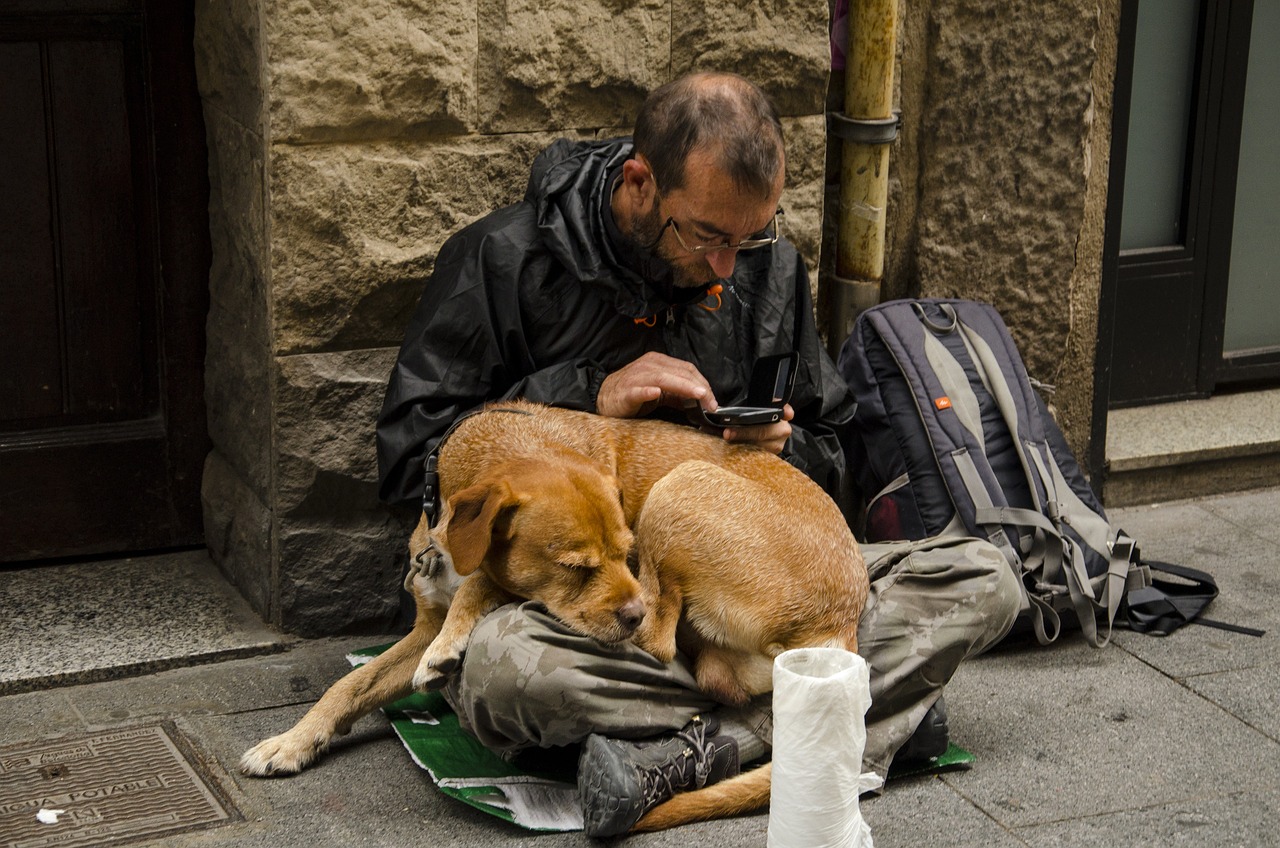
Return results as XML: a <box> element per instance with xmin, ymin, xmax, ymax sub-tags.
<box><xmin>0</xmin><ymin>723</ymin><xmax>236</xmax><ymax>848</ymax></box>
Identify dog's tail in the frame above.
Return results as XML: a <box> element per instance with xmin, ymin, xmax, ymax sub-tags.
<box><xmin>631</xmin><ymin>761</ymin><xmax>772</xmax><ymax>832</ymax></box>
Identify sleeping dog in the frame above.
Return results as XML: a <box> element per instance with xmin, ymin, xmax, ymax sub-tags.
<box><xmin>240</xmin><ymin>400</ymin><xmax>867</xmax><ymax>831</ymax></box>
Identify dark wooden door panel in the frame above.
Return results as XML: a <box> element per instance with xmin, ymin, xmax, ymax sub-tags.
<box><xmin>1</xmin><ymin>421</ymin><xmax>171</xmax><ymax>558</ymax></box>
<box><xmin>0</xmin><ymin>1</ymin><xmax>209</xmax><ymax>562</ymax></box>
<box><xmin>48</xmin><ymin>37</ymin><xmax>149</xmax><ymax>422</ymax></box>
<box><xmin>1109</xmin><ymin>0</ymin><xmax>1276</xmax><ymax>407</ymax></box>
<box><xmin>0</xmin><ymin>42</ymin><xmax>62</xmax><ymax>423</ymax></box>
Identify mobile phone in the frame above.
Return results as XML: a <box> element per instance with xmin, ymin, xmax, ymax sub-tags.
<box><xmin>701</xmin><ymin>406</ymin><xmax>784</xmax><ymax>427</ymax></box>
<box><xmin>700</xmin><ymin>352</ymin><xmax>798</xmax><ymax>428</ymax></box>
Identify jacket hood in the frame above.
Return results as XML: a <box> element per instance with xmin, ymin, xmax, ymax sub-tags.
<box><xmin>525</xmin><ymin>138</ymin><xmax>709</xmax><ymax>319</ymax></box>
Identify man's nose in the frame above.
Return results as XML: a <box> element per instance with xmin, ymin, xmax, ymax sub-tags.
<box><xmin>706</xmin><ymin>247</ymin><xmax>739</xmax><ymax>279</ymax></box>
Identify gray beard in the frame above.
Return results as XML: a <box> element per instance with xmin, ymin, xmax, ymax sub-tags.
<box><xmin>630</xmin><ymin>206</ymin><xmax>715</xmax><ymax>289</ymax></box>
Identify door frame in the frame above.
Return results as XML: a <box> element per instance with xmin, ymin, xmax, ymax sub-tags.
<box><xmin>1092</xmin><ymin>0</ymin><xmax>1273</xmax><ymax>483</ymax></box>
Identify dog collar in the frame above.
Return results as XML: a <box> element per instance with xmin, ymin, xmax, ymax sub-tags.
<box><xmin>422</xmin><ymin>405</ymin><xmax>535</xmax><ymax>528</ymax></box>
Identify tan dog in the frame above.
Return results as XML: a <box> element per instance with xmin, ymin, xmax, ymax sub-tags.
<box><xmin>240</xmin><ymin>400</ymin><xmax>867</xmax><ymax>832</ymax></box>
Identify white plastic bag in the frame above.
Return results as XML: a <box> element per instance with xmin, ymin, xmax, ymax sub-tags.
<box><xmin>767</xmin><ymin>647</ymin><xmax>881</xmax><ymax>848</ymax></box>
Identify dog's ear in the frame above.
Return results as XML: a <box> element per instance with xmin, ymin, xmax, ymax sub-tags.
<box><xmin>446</xmin><ymin>481</ymin><xmax>519</xmax><ymax>576</ymax></box>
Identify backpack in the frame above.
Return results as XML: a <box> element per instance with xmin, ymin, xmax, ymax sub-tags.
<box><xmin>836</xmin><ymin>298</ymin><xmax>1229</xmax><ymax>647</ymax></box>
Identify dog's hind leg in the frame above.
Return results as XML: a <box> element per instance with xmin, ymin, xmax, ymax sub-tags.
<box><xmin>240</xmin><ymin>601</ymin><xmax>445</xmax><ymax>777</ymax></box>
<box><xmin>694</xmin><ymin>645</ymin><xmax>768</xmax><ymax>707</ymax></box>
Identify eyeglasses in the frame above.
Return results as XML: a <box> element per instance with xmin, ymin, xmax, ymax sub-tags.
<box><xmin>654</xmin><ymin>210</ymin><xmax>783</xmax><ymax>255</ymax></box>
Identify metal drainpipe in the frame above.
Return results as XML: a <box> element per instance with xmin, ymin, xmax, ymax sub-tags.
<box><xmin>827</xmin><ymin>0</ymin><xmax>900</xmax><ymax>354</ymax></box>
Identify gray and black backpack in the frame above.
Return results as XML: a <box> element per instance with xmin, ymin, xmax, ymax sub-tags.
<box><xmin>837</xmin><ymin>298</ymin><xmax>1241</xmax><ymax>646</ymax></box>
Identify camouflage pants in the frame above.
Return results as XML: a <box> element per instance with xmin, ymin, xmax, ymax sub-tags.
<box><xmin>444</xmin><ymin>536</ymin><xmax>1020</xmax><ymax>781</ymax></box>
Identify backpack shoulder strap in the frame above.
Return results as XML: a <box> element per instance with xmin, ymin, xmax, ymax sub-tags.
<box><xmin>947</xmin><ymin>302</ymin><xmax>1131</xmax><ymax>647</ymax></box>
<box><xmin>865</xmin><ymin>300</ymin><xmax>1014</xmax><ymax>529</ymax></box>
<box><xmin>867</xmin><ymin>300</ymin><xmax>1071</xmax><ymax>641</ymax></box>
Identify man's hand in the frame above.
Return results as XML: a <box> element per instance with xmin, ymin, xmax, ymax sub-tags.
<box><xmin>596</xmin><ymin>353</ymin><xmax>792</xmax><ymax>456</ymax></box>
<box><xmin>720</xmin><ymin>404</ymin><xmax>793</xmax><ymax>455</ymax></box>
<box><xmin>596</xmin><ymin>352</ymin><xmax>717</xmax><ymax>418</ymax></box>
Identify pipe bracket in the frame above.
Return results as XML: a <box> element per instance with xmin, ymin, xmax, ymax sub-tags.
<box><xmin>828</xmin><ymin>111</ymin><xmax>901</xmax><ymax>145</ymax></box>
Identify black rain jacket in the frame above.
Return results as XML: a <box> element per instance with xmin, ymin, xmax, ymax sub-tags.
<box><xmin>376</xmin><ymin>138</ymin><xmax>857</xmax><ymax>507</ymax></box>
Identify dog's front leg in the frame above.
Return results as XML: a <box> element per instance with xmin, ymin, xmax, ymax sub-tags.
<box><xmin>631</xmin><ymin>584</ymin><xmax>684</xmax><ymax>663</ymax></box>
<box><xmin>240</xmin><ymin>601</ymin><xmax>445</xmax><ymax>777</ymax></box>
<box><xmin>413</xmin><ymin>574</ymin><xmax>513</xmax><ymax>691</ymax></box>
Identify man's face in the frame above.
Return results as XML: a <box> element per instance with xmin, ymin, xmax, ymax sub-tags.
<box><xmin>630</xmin><ymin>148</ymin><xmax>784</xmax><ymax>289</ymax></box>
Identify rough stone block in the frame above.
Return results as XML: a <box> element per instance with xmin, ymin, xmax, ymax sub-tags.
<box><xmin>201</xmin><ymin>449</ymin><xmax>273</xmax><ymax>620</ymax></box>
<box><xmin>781</xmin><ymin>113</ymin><xmax>829</xmax><ymax>290</ymax></box>
<box><xmin>276</xmin><ymin>515</ymin><xmax>408</xmax><ymax>635</ymax></box>
<box><xmin>193</xmin><ymin>0</ymin><xmax>264</xmax><ymax>134</ymax></box>
<box><xmin>268</xmin><ymin>132</ymin><xmax>574</xmax><ymax>354</ymax></box>
<box><xmin>266</xmin><ymin>0</ymin><xmax>478</xmax><ymax>141</ymax></box>
<box><xmin>203</xmin><ymin>109</ymin><xmax>273</xmax><ymax>495</ymax></box>
<box><xmin>204</xmin><ymin>110</ymin><xmax>267</xmax><ymax>273</ymax></box>
<box><xmin>205</xmin><ymin>254</ymin><xmax>270</xmax><ymax>497</ymax></box>
<box><xmin>914</xmin><ymin>1</ymin><xmax>1099</xmax><ymax>390</ymax></box>
<box><xmin>274</xmin><ymin>348</ymin><xmax>398</xmax><ymax>517</ymax></box>
<box><xmin>672</xmin><ymin>0</ymin><xmax>830</xmax><ymax>116</ymax></box>
<box><xmin>205</xmin><ymin>241</ymin><xmax>271</xmax><ymax>501</ymax></box>
<box><xmin>478</xmin><ymin>0</ymin><xmax>669</xmax><ymax>133</ymax></box>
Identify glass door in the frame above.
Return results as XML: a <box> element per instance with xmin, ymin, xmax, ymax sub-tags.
<box><xmin>1221</xmin><ymin>0</ymin><xmax>1280</xmax><ymax>370</ymax></box>
<box><xmin>1108</xmin><ymin>0</ymin><xmax>1280</xmax><ymax>407</ymax></box>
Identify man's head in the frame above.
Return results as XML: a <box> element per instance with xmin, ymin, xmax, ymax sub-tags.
<box><xmin>614</xmin><ymin>72</ymin><xmax>786</xmax><ymax>288</ymax></box>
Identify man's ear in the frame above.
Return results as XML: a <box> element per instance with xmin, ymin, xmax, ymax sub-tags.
<box><xmin>621</xmin><ymin>157</ymin><xmax>657</xmax><ymax>204</ymax></box>
<box><xmin>444</xmin><ymin>481</ymin><xmax>518</xmax><ymax>576</ymax></box>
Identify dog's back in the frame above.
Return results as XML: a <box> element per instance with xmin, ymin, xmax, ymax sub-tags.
<box><xmin>441</xmin><ymin>400</ymin><xmax>782</xmax><ymax>523</ymax></box>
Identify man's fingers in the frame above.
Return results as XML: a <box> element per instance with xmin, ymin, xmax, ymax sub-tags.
<box><xmin>597</xmin><ymin>354</ymin><xmax>715</xmax><ymax>418</ymax></box>
<box><xmin>651</xmin><ymin>376</ymin><xmax>712</xmax><ymax>409</ymax></box>
<box><xmin>723</xmin><ymin>419</ymin><xmax>792</xmax><ymax>454</ymax></box>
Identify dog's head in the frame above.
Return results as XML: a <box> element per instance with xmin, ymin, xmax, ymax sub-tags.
<box><xmin>439</xmin><ymin>456</ymin><xmax>647</xmax><ymax>644</ymax></box>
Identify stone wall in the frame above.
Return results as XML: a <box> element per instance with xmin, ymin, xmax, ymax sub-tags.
<box><xmin>874</xmin><ymin>0</ymin><xmax>1119</xmax><ymax>458</ymax></box>
<box><xmin>193</xmin><ymin>0</ymin><xmax>835</xmax><ymax>634</ymax></box>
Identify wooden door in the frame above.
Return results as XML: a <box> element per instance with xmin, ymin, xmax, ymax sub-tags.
<box><xmin>0</xmin><ymin>1</ymin><xmax>210</xmax><ymax>561</ymax></box>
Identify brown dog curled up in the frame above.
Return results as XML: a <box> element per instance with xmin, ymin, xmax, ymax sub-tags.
<box><xmin>240</xmin><ymin>400</ymin><xmax>868</xmax><ymax>832</ymax></box>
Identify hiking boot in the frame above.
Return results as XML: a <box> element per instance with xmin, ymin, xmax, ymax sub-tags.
<box><xmin>894</xmin><ymin>696</ymin><xmax>949</xmax><ymax>765</ymax></box>
<box><xmin>578</xmin><ymin>715</ymin><xmax>740</xmax><ymax>837</ymax></box>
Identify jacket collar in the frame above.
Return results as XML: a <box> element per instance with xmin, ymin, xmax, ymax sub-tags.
<box><xmin>529</xmin><ymin>138</ymin><xmax>711</xmax><ymax>319</ymax></box>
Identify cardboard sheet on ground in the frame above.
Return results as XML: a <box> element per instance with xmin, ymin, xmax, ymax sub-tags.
<box><xmin>350</xmin><ymin>644</ymin><xmax>975</xmax><ymax>832</ymax></box>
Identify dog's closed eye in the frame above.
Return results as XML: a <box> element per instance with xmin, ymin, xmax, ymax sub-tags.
<box><xmin>557</xmin><ymin>556</ymin><xmax>598</xmax><ymax>572</ymax></box>
<box><xmin>548</xmin><ymin>545</ymin><xmax>599</xmax><ymax>571</ymax></box>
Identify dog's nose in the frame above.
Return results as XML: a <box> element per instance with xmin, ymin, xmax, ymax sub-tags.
<box><xmin>616</xmin><ymin>598</ymin><xmax>645</xmax><ymax>633</ymax></box>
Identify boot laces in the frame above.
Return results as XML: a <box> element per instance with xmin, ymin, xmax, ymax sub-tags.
<box><xmin>638</xmin><ymin>720</ymin><xmax>715</xmax><ymax>810</ymax></box>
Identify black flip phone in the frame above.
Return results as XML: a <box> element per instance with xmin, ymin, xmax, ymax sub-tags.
<box><xmin>701</xmin><ymin>353</ymin><xmax>798</xmax><ymax>427</ymax></box>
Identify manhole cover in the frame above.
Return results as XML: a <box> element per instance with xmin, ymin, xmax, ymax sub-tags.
<box><xmin>0</xmin><ymin>723</ymin><xmax>237</xmax><ymax>848</ymax></box>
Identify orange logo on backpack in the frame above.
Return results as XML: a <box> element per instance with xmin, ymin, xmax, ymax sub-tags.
<box><xmin>934</xmin><ymin>396</ymin><xmax>952</xmax><ymax>411</ymax></box>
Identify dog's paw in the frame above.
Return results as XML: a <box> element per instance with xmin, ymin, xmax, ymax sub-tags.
<box><xmin>240</xmin><ymin>730</ymin><xmax>329</xmax><ymax>777</ymax></box>
<box><xmin>701</xmin><ymin>679</ymin><xmax>752</xmax><ymax>707</ymax></box>
<box><xmin>411</xmin><ymin>651</ymin><xmax>461</xmax><ymax>692</ymax></box>
<box><xmin>633</xmin><ymin>634</ymin><xmax>677</xmax><ymax>664</ymax></box>
<box><xmin>631</xmin><ymin>617</ymin><xmax>679</xmax><ymax>663</ymax></box>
